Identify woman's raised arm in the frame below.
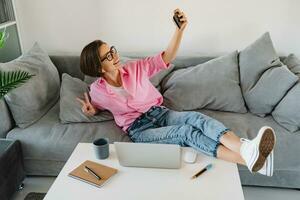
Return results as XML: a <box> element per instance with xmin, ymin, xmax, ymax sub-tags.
<box><xmin>162</xmin><ymin>8</ymin><xmax>188</xmax><ymax>65</ymax></box>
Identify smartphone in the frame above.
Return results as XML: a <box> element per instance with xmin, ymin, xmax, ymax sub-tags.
<box><xmin>173</xmin><ymin>12</ymin><xmax>183</xmax><ymax>29</ymax></box>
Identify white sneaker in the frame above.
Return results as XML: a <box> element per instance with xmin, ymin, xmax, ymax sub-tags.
<box><xmin>240</xmin><ymin>126</ymin><xmax>276</xmax><ymax>173</ymax></box>
<box><xmin>258</xmin><ymin>150</ymin><xmax>274</xmax><ymax>176</ymax></box>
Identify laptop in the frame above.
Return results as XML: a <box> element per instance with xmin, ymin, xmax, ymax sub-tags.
<box><xmin>114</xmin><ymin>142</ymin><xmax>182</xmax><ymax>169</ymax></box>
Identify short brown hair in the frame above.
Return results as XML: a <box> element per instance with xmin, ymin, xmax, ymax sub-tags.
<box><xmin>80</xmin><ymin>40</ymin><xmax>106</xmax><ymax>77</ymax></box>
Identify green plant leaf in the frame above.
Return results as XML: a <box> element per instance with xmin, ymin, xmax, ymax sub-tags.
<box><xmin>0</xmin><ymin>32</ymin><xmax>4</xmax><ymax>48</ymax></box>
<box><xmin>0</xmin><ymin>70</ymin><xmax>35</xmax><ymax>99</ymax></box>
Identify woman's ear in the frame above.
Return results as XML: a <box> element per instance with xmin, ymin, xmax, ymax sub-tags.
<box><xmin>99</xmin><ymin>67</ymin><xmax>105</xmax><ymax>73</ymax></box>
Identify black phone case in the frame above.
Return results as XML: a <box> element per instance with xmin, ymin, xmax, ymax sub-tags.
<box><xmin>173</xmin><ymin>13</ymin><xmax>182</xmax><ymax>29</ymax></box>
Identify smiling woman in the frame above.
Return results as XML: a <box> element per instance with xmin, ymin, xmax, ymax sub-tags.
<box><xmin>75</xmin><ymin>9</ymin><xmax>276</xmax><ymax>178</ymax></box>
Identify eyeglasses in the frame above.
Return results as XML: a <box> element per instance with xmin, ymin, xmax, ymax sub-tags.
<box><xmin>100</xmin><ymin>46</ymin><xmax>117</xmax><ymax>62</ymax></box>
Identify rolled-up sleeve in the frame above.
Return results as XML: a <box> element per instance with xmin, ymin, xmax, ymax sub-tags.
<box><xmin>137</xmin><ymin>51</ymin><xmax>170</xmax><ymax>78</ymax></box>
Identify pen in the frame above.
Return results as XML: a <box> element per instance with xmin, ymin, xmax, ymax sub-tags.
<box><xmin>84</xmin><ymin>165</ymin><xmax>101</xmax><ymax>180</ymax></box>
<box><xmin>191</xmin><ymin>163</ymin><xmax>213</xmax><ymax>180</ymax></box>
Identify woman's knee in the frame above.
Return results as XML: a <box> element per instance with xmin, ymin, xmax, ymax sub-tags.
<box><xmin>174</xmin><ymin>124</ymin><xmax>194</xmax><ymax>134</ymax></box>
<box><xmin>186</xmin><ymin>111</ymin><xmax>216</xmax><ymax>124</ymax></box>
<box><xmin>174</xmin><ymin>124</ymin><xmax>207</xmax><ymax>143</ymax></box>
<box><xmin>162</xmin><ymin>124</ymin><xmax>195</xmax><ymax>143</ymax></box>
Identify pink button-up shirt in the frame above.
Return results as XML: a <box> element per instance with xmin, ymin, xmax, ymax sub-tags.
<box><xmin>89</xmin><ymin>52</ymin><xmax>170</xmax><ymax>134</ymax></box>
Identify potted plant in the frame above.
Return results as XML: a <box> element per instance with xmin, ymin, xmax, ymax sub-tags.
<box><xmin>0</xmin><ymin>29</ymin><xmax>35</xmax><ymax>99</ymax></box>
<box><xmin>0</xmin><ymin>27</ymin><xmax>9</xmax><ymax>48</ymax></box>
<box><xmin>0</xmin><ymin>70</ymin><xmax>35</xmax><ymax>99</ymax></box>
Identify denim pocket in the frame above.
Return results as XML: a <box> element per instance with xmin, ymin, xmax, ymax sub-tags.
<box><xmin>127</xmin><ymin>106</ymin><xmax>169</xmax><ymax>134</ymax></box>
<box><xmin>146</xmin><ymin>106</ymin><xmax>168</xmax><ymax>118</ymax></box>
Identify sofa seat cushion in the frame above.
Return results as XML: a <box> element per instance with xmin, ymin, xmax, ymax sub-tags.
<box><xmin>6</xmin><ymin>100</ymin><xmax>131</xmax><ymax>175</ymax></box>
<box><xmin>198</xmin><ymin>109</ymin><xmax>300</xmax><ymax>189</ymax></box>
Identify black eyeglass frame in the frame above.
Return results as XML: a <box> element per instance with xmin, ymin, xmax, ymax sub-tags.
<box><xmin>100</xmin><ymin>46</ymin><xmax>117</xmax><ymax>62</ymax></box>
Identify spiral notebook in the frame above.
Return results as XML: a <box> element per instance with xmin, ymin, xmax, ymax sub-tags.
<box><xmin>68</xmin><ymin>160</ymin><xmax>118</xmax><ymax>188</ymax></box>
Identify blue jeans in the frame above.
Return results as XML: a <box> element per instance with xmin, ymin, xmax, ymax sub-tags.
<box><xmin>127</xmin><ymin>105</ymin><xmax>230</xmax><ymax>157</ymax></box>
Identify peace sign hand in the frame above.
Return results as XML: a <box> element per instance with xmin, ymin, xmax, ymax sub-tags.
<box><xmin>76</xmin><ymin>92</ymin><xmax>98</xmax><ymax>116</ymax></box>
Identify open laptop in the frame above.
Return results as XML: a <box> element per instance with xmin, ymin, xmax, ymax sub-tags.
<box><xmin>114</xmin><ymin>142</ymin><xmax>181</xmax><ymax>169</ymax></box>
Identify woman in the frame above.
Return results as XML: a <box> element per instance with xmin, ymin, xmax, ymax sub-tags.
<box><xmin>77</xmin><ymin>9</ymin><xmax>276</xmax><ymax>176</ymax></box>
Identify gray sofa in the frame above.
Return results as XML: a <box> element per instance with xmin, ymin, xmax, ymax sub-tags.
<box><xmin>1</xmin><ymin>36</ymin><xmax>300</xmax><ymax>190</ymax></box>
<box><xmin>1</xmin><ymin>54</ymin><xmax>299</xmax><ymax>189</ymax></box>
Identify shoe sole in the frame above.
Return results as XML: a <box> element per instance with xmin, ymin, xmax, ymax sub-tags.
<box><xmin>252</xmin><ymin>128</ymin><xmax>275</xmax><ymax>172</ymax></box>
<box><xmin>258</xmin><ymin>150</ymin><xmax>274</xmax><ymax>176</ymax></box>
<box><xmin>267</xmin><ymin>151</ymin><xmax>274</xmax><ymax>176</ymax></box>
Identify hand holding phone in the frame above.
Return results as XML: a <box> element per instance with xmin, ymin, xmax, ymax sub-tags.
<box><xmin>172</xmin><ymin>9</ymin><xmax>187</xmax><ymax>31</ymax></box>
<box><xmin>173</xmin><ymin>11</ymin><xmax>183</xmax><ymax>29</ymax></box>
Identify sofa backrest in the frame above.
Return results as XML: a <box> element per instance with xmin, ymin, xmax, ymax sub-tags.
<box><xmin>49</xmin><ymin>54</ymin><xmax>287</xmax><ymax>83</ymax></box>
<box><xmin>50</xmin><ymin>55</ymin><xmax>83</xmax><ymax>82</ymax></box>
<box><xmin>49</xmin><ymin>54</ymin><xmax>218</xmax><ymax>82</ymax></box>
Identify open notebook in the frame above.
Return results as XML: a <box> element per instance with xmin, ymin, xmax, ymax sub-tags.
<box><xmin>68</xmin><ymin>160</ymin><xmax>118</xmax><ymax>188</ymax></box>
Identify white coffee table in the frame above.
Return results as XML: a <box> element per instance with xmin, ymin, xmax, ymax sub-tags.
<box><xmin>44</xmin><ymin>143</ymin><xmax>244</xmax><ymax>200</ymax></box>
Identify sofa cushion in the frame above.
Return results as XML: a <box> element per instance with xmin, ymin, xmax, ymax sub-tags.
<box><xmin>1</xmin><ymin>43</ymin><xmax>60</xmax><ymax>128</ymax></box>
<box><xmin>282</xmin><ymin>54</ymin><xmax>300</xmax><ymax>76</ymax></box>
<box><xmin>59</xmin><ymin>73</ymin><xmax>114</xmax><ymax>123</ymax></box>
<box><xmin>239</xmin><ymin>32</ymin><xmax>298</xmax><ymax>117</ymax></box>
<box><xmin>149</xmin><ymin>63</ymin><xmax>175</xmax><ymax>88</ymax></box>
<box><xmin>6</xmin><ymin>100</ymin><xmax>131</xmax><ymax>175</ymax></box>
<box><xmin>198</xmin><ymin>109</ymin><xmax>300</xmax><ymax>189</ymax></box>
<box><xmin>0</xmin><ymin>99</ymin><xmax>14</xmax><ymax>138</ymax></box>
<box><xmin>161</xmin><ymin>51</ymin><xmax>247</xmax><ymax>113</ymax></box>
<box><xmin>272</xmin><ymin>54</ymin><xmax>300</xmax><ymax>132</ymax></box>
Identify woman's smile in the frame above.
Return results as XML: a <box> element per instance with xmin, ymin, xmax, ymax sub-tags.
<box><xmin>113</xmin><ymin>60</ymin><xmax>120</xmax><ymax>65</ymax></box>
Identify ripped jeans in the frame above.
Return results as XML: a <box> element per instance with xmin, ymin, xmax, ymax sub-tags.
<box><xmin>126</xmin><ymin>105</ymin><xmax>230</xmax><ymax>157</ymax></box>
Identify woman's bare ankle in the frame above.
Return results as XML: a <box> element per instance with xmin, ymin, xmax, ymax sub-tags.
<box><xmin>219</xmin><ymin>131</ymin><xmax>242</xmax><ymax>154</ymax></box>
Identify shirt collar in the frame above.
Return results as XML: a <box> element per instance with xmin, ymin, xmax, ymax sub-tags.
<box><xmin>98</xmin><ymin>66</ymin><xmax>129</xmax><ymax>95</ymax></box>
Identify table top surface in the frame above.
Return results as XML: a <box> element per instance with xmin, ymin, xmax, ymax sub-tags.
<box><xmin>44</xmin><ymin>143</ymin><xmax>244</xmax><ymax>200</ymax></box>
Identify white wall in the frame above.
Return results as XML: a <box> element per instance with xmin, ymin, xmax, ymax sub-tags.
<box><xmin>14</xmin><ymin>0</ymin><xmax>300</xmax><ymax>57</ymax></box>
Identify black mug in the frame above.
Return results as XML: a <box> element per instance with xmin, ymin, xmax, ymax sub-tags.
<box><xmin>93</xmin><ymin>138</ymin><xmax>109</xmax><ymax>159</ymax></box>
